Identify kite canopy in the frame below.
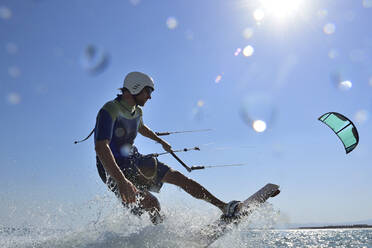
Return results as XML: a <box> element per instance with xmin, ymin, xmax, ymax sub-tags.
<box><xmin>318</xmin><ymin>112</ymin><xmax>359</xmax><ymax>154</ymax></box>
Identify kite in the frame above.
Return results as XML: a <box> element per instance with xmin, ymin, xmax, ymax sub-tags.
<box><xmin>318</xmin><ymin>112</ymin><xmax>359</xmax><ymax>154</ymax></box>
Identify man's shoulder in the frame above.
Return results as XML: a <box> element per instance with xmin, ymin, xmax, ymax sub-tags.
<box><xmin>100</xmin><ymin>99</ymin><xmax>121</xmax><ymax>119</ymax></box>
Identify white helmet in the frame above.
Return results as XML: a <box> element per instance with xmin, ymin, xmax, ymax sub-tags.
<box><xmin>123</xmin><ymin>71</ymin><xmax>155</xmax><ymax>95</ymax></box>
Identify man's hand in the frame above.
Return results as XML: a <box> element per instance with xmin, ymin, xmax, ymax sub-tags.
<box><xmin>117</xmin><ymin>179</ymin><xmax>138</xmax><ymax>204</ymax></box>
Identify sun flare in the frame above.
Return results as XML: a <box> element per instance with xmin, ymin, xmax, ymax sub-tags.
<box><xmin>259</xmin><ymin>0</ymin><xmax>303</xmax><ymax>19</ymax></box>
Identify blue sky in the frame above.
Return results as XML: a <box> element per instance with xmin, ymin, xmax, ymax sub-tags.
<box><xmin>1</xmin><ymin>0</ymin><xmax>371</xmax><ymax>224</ymax></box>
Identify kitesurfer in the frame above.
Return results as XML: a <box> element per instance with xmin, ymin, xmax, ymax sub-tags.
<box><xmin>94</xmin><ymin>71</ymin><xmax>279</xmax><ymax>224</ymax></box>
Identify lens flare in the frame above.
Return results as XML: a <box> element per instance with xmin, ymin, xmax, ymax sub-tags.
<box><xmin>166</xmin><ymin>17</ymin><xmax>178</xmax><ymax>30</ymax></box>
<box><xmin>253</xmin><ymin>9</ymin><xmax>265</xmax><ymax>22</ymax></box>
<box><xmin>234</xmin><ymin>48</ymin><xmax>242</xmax><ymax>56</ymax></box>
<box><xmin>260</xmin><ymin>0</ymin><xmax>302</xmax><ymax>19</ymax></box>
<box><xmin>243</xmin><ymin>45</ymin><xmax>254</xmax><ymax>57</ymax></box>
<box><xmin>215</xmin><ymin>75</ymin><xmax>222</xmax><ymax>83</ymax></box>
<box><xmin>197</xmin><ymin>100</ymin><xmax>205</xmax><ymax>107</ymax></box>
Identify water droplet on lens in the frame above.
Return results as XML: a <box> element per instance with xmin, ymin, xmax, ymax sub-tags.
<box><xmin>6</xmin><ymin>43</ymin><xmax>18</xmax><ymax>54</ymax></box>
<box><xmin>323</xmin><ymin>23</ymin><xmax>336</xmax><ymax>35</ymax></box>
<box><xmin>328</xmin><ymin>49</ymin><xmax>338</xmax><ymax>59</ymax></box>
<box><xmin>240</xmin><ymin>93</ymin><xmax>275</xmax><ymax>133</ymax></box>
<box><xmin>0</xmin><ymin>6</ymin><xmax>12</xmax><ymax>20</ymax></box>
<box><xmin>8</xmin><ymin>66</ymin><xmax>21</xmax><ymax>78</ymax></box>
<box><xmin>129</xmin><ymin>0</ymin><xmax>141</xmax><ymax>6</ymax></box>
<box><xmin>317</xmin><ymin>9</ymin><xmax>328</xmax><ymax>19</ymax></box>
<box><xmin>7</xmin><ymin>93</ymin><xmax>21</xmax><ymax>105</ymax></box>
<box><xmin>115</xmin><ymin>128</ymin><xmax>125</xmax><ymax>138</ymax></box>
<box><xmin>354</xmin><ymin>110</ymin><xmax>368</xmax><ymax>124</ymax></box>
<box><xmin>363</xmin><ymin>0</ymin><xmax>372</xmax><ymax>8</ymax></box>
<box><xmin>242</xmin><ymin>28</ymin><xmax>254</xmax><ymax>40</ymax></box>
<box><xmin>80</xmin><ymin>45</ymin><xmax>110</xmax><ymax>75</ymax></box>
<box><xmin>252</xmin><ymin>120</ymin><xmax>267</xmax><ymax>133</ymax></box>
<box><xmin>120</xmin><ymin>144</ymin><xmax>132</xmax><ymax>157</ymax></box>
<box><xmin>185</xmin><ymin>30</ymin><xmax>194</xmax><ymax>40</ymax></box>
<box><xmin>338</xmin><ymin>80</ymin><xmax>352</xmax><ymax>91</ymax></box>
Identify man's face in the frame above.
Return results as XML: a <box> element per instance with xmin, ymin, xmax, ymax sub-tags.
<box><xmin>134</xmin><ymin>87</ymin><xmax>153</xmax><ymax>106</ymax></box>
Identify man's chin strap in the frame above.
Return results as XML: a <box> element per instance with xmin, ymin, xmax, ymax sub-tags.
<box><xmin>133</xmin><ymin>94</ymin><xmax>141</xmax><ymax>107</ymax></box>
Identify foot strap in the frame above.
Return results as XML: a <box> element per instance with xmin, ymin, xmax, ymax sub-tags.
<box><xmin>223</xmin><ymin>200</ymin><xmax>241</xmax><ymax>218</ymax></box>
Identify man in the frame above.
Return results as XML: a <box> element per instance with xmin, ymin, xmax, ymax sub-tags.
<box><xmin>94</xmin><ymin>71</ymin><xmax>278</xmax><ymax>224</ymax></box>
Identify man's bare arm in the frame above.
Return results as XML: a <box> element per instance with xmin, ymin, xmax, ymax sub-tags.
<box><xmin>138</xmin><ymin>124</ymin><xmax>172</xmax><ymax>152</ymax></box>
<box><xmin>95</xmin><ymin>139</ymin><xmax>137</xmax><ymax>203</ymax></box>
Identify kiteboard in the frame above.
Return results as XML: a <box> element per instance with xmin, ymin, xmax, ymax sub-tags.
<box><xmin>198</xmin><ymin>183</ymin><xmax>280</xmax><ymax>247</ymax></box>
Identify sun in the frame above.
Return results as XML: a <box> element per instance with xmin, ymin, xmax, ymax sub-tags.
<box><xmin>259</xmin><ymin>0</ymin><xmax>303</xmax><ymax>20</ymax></box>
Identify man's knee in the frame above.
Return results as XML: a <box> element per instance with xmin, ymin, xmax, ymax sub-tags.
<box><xmin>140</xmin><ymin>191</ymin><xmax>161</xmax><ymax>211</ymax></box>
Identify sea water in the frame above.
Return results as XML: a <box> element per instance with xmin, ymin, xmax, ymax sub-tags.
<box><xmin>1</xmin><ymin>193</ymin><xmax>371</xmax><ymax>248</ymax></box>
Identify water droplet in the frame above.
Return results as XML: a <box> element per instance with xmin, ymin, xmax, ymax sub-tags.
<box><xmin>252</xmin><ymin>120</ymin><xmax>267</xmax><ymax>133</ymax></box>
<box><xmin>363</xmin><ymin>0</ymin><xmax>372</xmax><ymax>8</ymax></box>
<box><xmin>185</xmin><ymin>30</ymin><xmax>194</xmax><ymax>40</ymax></box>
<box><xmin>8</xmin><ymin>66</ymin><xmax>21</xmax><ymax>78</ymax></box>
<box><xmin>240</xmin><ymin>93</ymin><xmax>275</xmax><ymax>133</ymax></box>
<box><xmin>6</xmin><ymin>43</ymin><xmax>18</xmax><ymax>54</ymax></box>
<box><xmin>243</xmin><ymin>45</ymin><xmax>254</xmax><ymax>57</ymax></box>
<box><xmin>349</xmin><ymin>49</ymin><xmax>366</xmax><ymax>63</ymax></box>
<box><xmin>166</xmin><ymin>17</ymin><xmax>178</xmax><ymax>30</ymax></box>
<box><xmin>317</xmin><ymin>9</ymin><xmax>328</xmax><ymax>19</ymax></box>
<box><xmin>0</xmin><ymin>6</ymin><xmax>12</xmax><ymax>20</ymax></box>
<box><xmin>323</xmin><ymin>23</ymin><xmax>336</xmax><ymax>35</ymax></box>
<box><xmin>80</xmin><ymin>45</ymin><xmax>110</xmax><ymax>75</ymax></box>
<box><xmin>7</xmin><ymin>93</ymin><xmax>21</xmax><ymax>105</ymax></box>
<box><xmin>129</xmin><ymin>0</ymin><xmax>141</xmax><ymax>6</ymax></box>
<box><xmin>115</xmin><ymin>128</ymin><xmax>125</xmax><ymax>138</ymax></box>
<box><xmin>243</xmin><ymin>28</ymin><xmax>254</xmax><ymax>40</ymax></box>
<box><xmin>354</xmin><ymin>110</ymin><xmax>368</xmax><ymax>124</ymax></box>
<box><xmin>328</xmin><ymin>49</ymin><xmax>339</xmax><ymax>59</ymax></box>
<box><xmin>120</xmin><ymin>144</ymin><xmax>133</xmax><ymax>157</ymax></box>
<box><xmin>338</xmin><ymin>80</ymin><xmax>352</xmax><ymax>91</ymax></box>
<box><xmin>253</xmin><ymin>9</ymin><xmax>265</xmax><ymax>22</ymax></box>
<box><xmin>344</xmin><ymin>10</ymin><xmax>355</xmax><ymax>22</ymax></box>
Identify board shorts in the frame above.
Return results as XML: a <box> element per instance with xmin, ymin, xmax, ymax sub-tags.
<box><xmin>96</xmin><ymin>153</ymin><xmax>171</xmax><ymax>194</ymax></box>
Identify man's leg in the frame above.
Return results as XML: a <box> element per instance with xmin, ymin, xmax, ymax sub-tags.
<box><xmin>161</xmin><ymin>169</ymin><xmax>227</xmax><ymax>212</ymax></box>
<box><xmin>136</xmin><ymin>191</ymin><xmax>163</xmax><ymax>224</ymax></box>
